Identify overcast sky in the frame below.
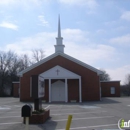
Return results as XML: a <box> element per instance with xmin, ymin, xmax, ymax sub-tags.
<box><xmin>0</xmin><ymin>0</ymin><xmax>130</xmax><ymax>84</ymax></box>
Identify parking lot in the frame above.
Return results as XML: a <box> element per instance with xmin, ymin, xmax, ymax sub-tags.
<box><xmin>0</xmin><ymin>97</ymin><xmax>130</xmax><ymax>130</ymax></box>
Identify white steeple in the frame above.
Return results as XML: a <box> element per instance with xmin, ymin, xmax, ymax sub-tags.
<box><xmin>54</xmin><ymin>15</ymin><xmax>65</xmax><ymax>53</ymax></box>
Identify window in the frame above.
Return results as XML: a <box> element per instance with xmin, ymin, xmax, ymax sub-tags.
<box><xmin>111</xmin><ymin>87</ymin><xmax>115</xmax><ymax>94</ymax></box>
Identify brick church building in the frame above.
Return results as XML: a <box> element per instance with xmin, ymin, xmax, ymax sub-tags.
<box><xmin>14</xmin><ymin>17</ymin><xmax>120</xmax><ymax>102</ymax></box>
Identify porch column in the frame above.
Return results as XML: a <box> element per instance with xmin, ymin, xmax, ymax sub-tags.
<box><xmin>49</xmin><ymin>79</ymin><xmax>51</xmax><ymax>103</ymax></box>
<box><xmin>99</xmin><ymin>81</ymin><xmax>102</xmax><ymax>101</ymax></box>
<box><xmin>79</xmin><ymin>77</ymin><xmax>82</xmax><ymax>102</ymax></box>
<box><xmin>65</xmin><ymin>78</ymin><xmax>68</xmax><ymax>102</ymax></box>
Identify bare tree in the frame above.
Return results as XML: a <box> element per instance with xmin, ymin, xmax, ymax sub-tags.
<box><xmin>121</xmin><ymin>74</ymin><xmax>130</xmax><ymax>96</ymax></box>
<box><xmin>31</xmin><ymin>49</ymin><xmax>45</xmax><ymax>63</ymax></box>
<box><xmin>0</xmin><ymin>49</ymin><xmax>45</xmax><ymax>96</ymax></box>
<box><xmin>125</xmin><ymin>74</ymin><xmax>130</xmax><ymax>85</ymax></box>
<box><xmin>19</xmin><ymin>54</ymin><xmax>30</xmax><ymax>71</ymax></box>
<box><xmin>0</xmin><ymin>51</ymin><xmax>19</xmax><ymax>96</ymax></box>
<box><xmin>0</xmin><ymin>51</ymin><xmax>30</xmax><ymax>96</ymax></box>
<box><xmin>99</xmin><ymin>69</ymin><xmax>111</xmax><ymax>81</ymax></box>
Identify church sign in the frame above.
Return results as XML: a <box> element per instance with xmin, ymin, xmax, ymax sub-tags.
<box><xmin>38</xmin><ymin>76</ymin><xmax>45</xmax><ymax>98</ymax></box>
<box><xmin>31</xmin><ymin>75</ymin><xmax>45</xmax><ymax>99</ymax></box>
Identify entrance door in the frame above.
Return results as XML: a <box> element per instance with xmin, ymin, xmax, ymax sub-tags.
<box><xmin>51</xmin><ymin>80</ymin><xmax>65</xmax><ymax>102</ymax></box>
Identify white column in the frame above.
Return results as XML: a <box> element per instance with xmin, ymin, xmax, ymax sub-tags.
<box><xmin>79</xmin><ymin>77</ymin><xmax>82</xmax><ymax>102</ymax></box>
<box><xmin>99</xmin><ymin>80</ymin><xmax>102</xmax><ymax>101</ymax></box>
<box><xmin>65</xmin><ymin>78</ymin><xmax>68</xmax><ymax>102</ymax></box>
<box><xmin>49</xmin><ymin>79</ymin><xmax>51</xmax><ymax>103</ymax></box>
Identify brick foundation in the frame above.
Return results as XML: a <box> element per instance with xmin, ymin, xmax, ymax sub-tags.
<box><xmin>23</xmin><ymin>109</ymin><xmax>50</xmax><ymax>124</ymax></box>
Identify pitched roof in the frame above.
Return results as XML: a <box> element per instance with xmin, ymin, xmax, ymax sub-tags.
<box><xmin>18</xmin><ymin>52</ymin><xmax>103</xmax><ymax>76</ymax></box>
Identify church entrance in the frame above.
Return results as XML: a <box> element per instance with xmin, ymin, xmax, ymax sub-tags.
<box><xmin>51</xmin><ymin>80</ymin><xmax>65</xmax><ymax>102</ymax></box>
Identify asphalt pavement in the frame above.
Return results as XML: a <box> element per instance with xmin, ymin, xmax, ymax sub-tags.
<box><xmin>0</xmin><ymin>97</ymin><xmax>130</xmax><ymax>130</ymax></box>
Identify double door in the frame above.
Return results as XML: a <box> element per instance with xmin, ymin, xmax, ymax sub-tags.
<box><xmin>51</xmin><ymin>80</ymin><xmax>65</xmax><ymax>102</ymax></box>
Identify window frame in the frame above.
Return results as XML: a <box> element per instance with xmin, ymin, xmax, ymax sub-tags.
<box><xmin>110</xmin><ymin>87</ymin><xmax>115</xmax><ymax>94</ymax></box>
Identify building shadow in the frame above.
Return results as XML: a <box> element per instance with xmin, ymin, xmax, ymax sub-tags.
<box><xmin>10</xmin><ymin>119</ymin><xmax>58</xmax><ymax>130</ymax></box>
<box><xmin>81</xmin><ymin>97</ymin><xmax>121</xmax><ymax>106</ymax></box>
<box><xmin>42</xmin><ymin>97</ymin><xmax>121</xmax><ymax>106</ymax></box>
<box><xmin>37</xmin><ymin>117</ymin><xmax>58</xmax><ymax>130</ymax></box>
<box><xmin>100</xmin><ymin>97</ymin><xmax>121</xmax><ymax>104</ymax></box>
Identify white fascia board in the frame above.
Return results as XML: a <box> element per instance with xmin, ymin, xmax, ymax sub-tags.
<box><xmin>97</xmin><ymin>70</ymin><xmax>104</xmax><ymax>75</ymax></box>
<box><xmin>18</xmin><ymin>52</ymin><xmax>102</xmax><ymax>76</ymax></box>
<box><xmin>17</xmin><ymin>53</ymin><xmax>59</xmax><ymax>76</ymax></box>
<box><xmin>44</xmin><ymin>77</ymin><xmax>80</xmax><ymax>79</ymax></box>
<box><xmin>100</xmin><ymin>80</ymin><xmax>121</xmax><ymax>83</ymax></box>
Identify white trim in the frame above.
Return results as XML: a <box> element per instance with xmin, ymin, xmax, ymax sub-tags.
<box><xmin>30</xmin><ymin>77</ymin><xmax>32</xmax><ymax>97</ymax></box>
<box><xmin>43</xmin><ymin>77</ymin><xmax>79</xmax><ymax>79</ymax></box>
<box><xmin>100</xmin><ymin>80</ymin><xmax>120</xmax><ymax>82</ymax></box>
<box><xmin>19</xmin><ymin>78</ymin><xmax>21</xmax><ymax>99</ymax></box>
<box><xmin>65</xmin><ymin>78</ymin><xmax>68</xmax><ymax>102</ymax></box>
<box><xmin>79</xmin><ymin>78</ymin><xmax>82</xmax><ymax>102</ymax></box>
<box><xmin>39</xmin><ymin>66</ymin><xmax>81</xmax><ymax>103</ymax></box>
<box><xmin>110</xmin><ymin>87</ymin><xmax>115</xmax><ymax>94</ymax></box>
<box><xmin>39</xmin><ymin>65</ymin><xmax>80</xmax><ymax>79</ymax></box>
<box><xmin>100</xmin><ymin>86</ymin><xmax>101</xmax><ymax>100</ymax></box>
<box><xmin>12</xmin><ymin>82</ymin><xmax>20</xmax><ymax>83</ymax></box>
<box><xmin>49</xmin><ymin>79</ymin><xmax>51</xmax><ymax>103</ymax></box>
<box><xmin>18</xmin><ymin>52</ymin><xmax>103</xmax><ymax>76</ymax></box>
<box><xmin>99</xmin><ymin>78</ymin><xmax>101</xmax><ymax>100</ymax></box>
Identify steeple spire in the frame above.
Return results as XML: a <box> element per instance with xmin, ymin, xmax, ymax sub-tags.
<box><xmin>58</xmin><ymin>15</ymin><xmax>61</xmax><ymax>38</ymax></box>
<box><xmin>54</xmin><ymin>15</ymin><xmax>65</xmax><ymax>53</ymax></box>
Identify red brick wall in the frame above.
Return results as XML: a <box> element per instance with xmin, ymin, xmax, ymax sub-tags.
<box><xmin>20</xmin><ymin>55</ymin><xmax>100</xmax><ymax>102</ymax></box>
<box><xmin>13</xmin><ymin>83</ymin><xmax>19</xmax><ymax>97</ymax></box>
<box><xmin>68</xmin><ymin>79</ymin><xmax>79</xmax><ymax>102</ymax></box>
<box><xmin>101</xmin><ymin>81</ymin><xmax>120</xmax><ymax>97</ymax></box>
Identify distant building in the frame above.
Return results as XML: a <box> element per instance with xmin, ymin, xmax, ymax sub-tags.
<box><xmin>13</xmin><ymin>17</ymin><xmax>120</xmax><ymax>102</ymax></box>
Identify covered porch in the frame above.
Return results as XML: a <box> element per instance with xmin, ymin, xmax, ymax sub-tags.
<box><xmin>39</xmin><ymin>65</ymin><xmax>82</xmax><ymax>103</ymax></box>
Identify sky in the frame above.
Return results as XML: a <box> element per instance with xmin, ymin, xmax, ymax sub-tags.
<box><xmin>0</xmin><ymin>0</ymin><xmax>130</xmax><ymax>84</ymax></box>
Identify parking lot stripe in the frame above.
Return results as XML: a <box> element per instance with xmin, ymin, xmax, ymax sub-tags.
<box><xmin>0</xmin><ymin>107</ymin><xmax>11</xmax><ymax>110</ymax></box>
<box><xmin>0</xmin><ymin>111</ymin><xmax>21</xmax><ymax>113</ymax></box>
<box><xmin>0</xmin><ymin>122</ymin><xmax>21</xmax><ymax>125</ymax></box>
<box><xmin>51</xmin><ymin>111</ymin><xmax>107</xmax><ymax>115</ymax></box>
<box><xmin>14</xmin><ymin>105</ymin><xmax>22</xmax><ymax>107</ymax></box>
<box><xmin>56</xmin><ymin>123</ymin><xmax>117</xmax><ymax>130</ymax></box>
<box><xmin>49</xmin><ymin>105</ymin><xmax>77</xmax><ymax>108</ymax></box>
<box><xmin>2</xmin><ymin>105</ymin><xmax>10</xmax><ymax>107</ymax></box>
<box><xmin>51</xmin><ymin>109</ymin><xmax>80</xmax><ymax>111</ymax></box>
<box><xmin>0</xmin><ymin>116</ymin><xmax>20</xmax><ymax>118</ymax></box>
<box><xmin>51</xmin><ymin>116</ymin><xmax>114</xmax><ymax>121</ymax></box>
<box><xmin>45</xmin><ymin>105</ymin><xmax>50</xmax><ymax>109</ymax></box>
